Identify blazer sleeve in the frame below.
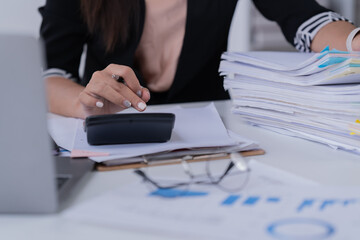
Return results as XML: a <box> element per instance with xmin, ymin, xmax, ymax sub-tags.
<box><xmin>252</xmin><ymin>0</ymin><xmax>330</xmax><ymax>45</ymax></box>
<box><xmin>39</xmin><ymin>0</ymin><xmax>88</xmax><ymax>81</ymax></box>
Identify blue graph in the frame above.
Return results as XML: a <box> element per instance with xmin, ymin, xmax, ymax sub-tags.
<box><xmin>267</xmin><ymin>218</ymin><xmax>335</xmax><ymax>240</ymax></box>
<box><xmin>222</xmin><ymin>195</ymin><xmax>241</xmax><ymax>205</ymax></box>
<box><xmin>150</xmin><ymin>189</ymin><xmax>208</xmax><ymax>198</ymax></box>
<box><xmin>297</xmin><ymin>199</ymin><xmax>359</xmax><ymax>212</ymax></box>
<box><xmin>267</xmin><ymin>197</ymin><xmax>281</xmax><ymax>203</ymax></box>
<box><xmin>221</xmin><ymin>195</ymin><xmax>360</xmax><ymax>213</ymax></box>
<box><xmin>320</xmin><ymin>200</ymin><xmax>337</xmax><ymax>211</ymax></box>
<box><xmin>221</xmin><ymin>195</ymin><xmax>282</xmax><ymax>206</ymax></box>
<box><xmin>243</xmin><ymin>196</ymin><xmax>260</xmax><ymax>205</ymax></box>
<box><xmin>297</xmin><ymin>199</ymin><xmax>315</xmax><ymax>212</ymax></box>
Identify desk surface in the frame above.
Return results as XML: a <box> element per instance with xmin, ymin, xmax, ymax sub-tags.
<box><xmin>1</xmin><ymin>100</ymin><xmax>359</xmax><ymax>240</ymax></box>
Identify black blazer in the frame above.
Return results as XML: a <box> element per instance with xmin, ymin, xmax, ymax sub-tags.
<box><xmin>40</xmin><ymin>0</ymin><xmax>329</xmax><ymax>105</ymax></box>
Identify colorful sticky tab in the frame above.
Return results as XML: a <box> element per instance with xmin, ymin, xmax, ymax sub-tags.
<box><xmin>349</xmin><ymin>119</ymin><xmax>360</xmax><ymax>136</ymax></box>
<box><xmin>318</xmin><ymin>57</ymin><xmax>348</xmax><ymax>68</ymax></box>
<box><xmin>317</xmin><ymin>46</ymin><xmax>350</xmax><ymax>59</ymax></box>
<box><xmin>320</xmin><ymin>46</ymin><xmax>330</xmax><ymax>53</ymax></box>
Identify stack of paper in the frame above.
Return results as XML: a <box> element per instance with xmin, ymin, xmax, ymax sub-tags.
<box><xmin>219</xmin><ymin>48</ymin><xmax>360</xmax><ymax>154</ymax></box>
<box><xmin>49</xmin><ymin>103</ymin><xmax>260</xmax><ymax>165</ymax></box>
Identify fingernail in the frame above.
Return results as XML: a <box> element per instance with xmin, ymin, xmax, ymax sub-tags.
<box><xmin>123</xmin><ymin>100</ymin><xmax>131</xmax><ymax>108</ymax></box>
<box><xmin>96</xmin><ymin>101</ymin><xmax>104</xmax><ymax>108</ymax></box>
<box><xmin>145</xmin><ymin>88</ymin><xmax>150</xmax><ymax>98</ymax></box>
<box><xmin>137</xmin><ymin>102</ymin><xmax>146</xmax><ymax>110</ymax></box>
<box><xmin>137</xmin><ymin>90</ymin><xmax>142</xmax><ymax>98</ymax></box>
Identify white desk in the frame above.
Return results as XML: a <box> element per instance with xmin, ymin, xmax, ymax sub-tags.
<box><xmin>1</xmin><ymin>100</ymin><xmax>359</xmax><ymax>240</ymax></box>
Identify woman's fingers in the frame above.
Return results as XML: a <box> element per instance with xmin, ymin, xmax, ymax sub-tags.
<box><xmin>86</xmin><ymin>76</ymin><xmax>147</xmax><ymax>111</ymax></box>
<box><xmin>79</xmin><ymin>65</ymin><xmax>151</xmax><ymax>115</ymax></box>
<box><xmin>105</xmin><ymin>64</ymin><xmax>143</xmax><ymax>97</ymax></box>
<box><xmin>79</xmin><ymin>91</ymin><xmax>104</xmax><ymax>109</ymax></box>
<box><xmin>141</xmin><ymin>87</ymin><xmax>151</xmax><ymax>102</ymax></box>
<box><xmin>102</xmin><ymin>82</ymin><xmax>147</xmax><ymax>111</ymax></box>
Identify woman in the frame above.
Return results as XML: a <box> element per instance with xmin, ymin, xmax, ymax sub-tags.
<box><xmin>40</xmin><ymin>0</ymin><xmax>360</xmax><ymax>119</ymax></box>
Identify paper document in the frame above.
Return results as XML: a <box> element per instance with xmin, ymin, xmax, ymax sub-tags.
<box><xmin>220</xmin><ymin>48</ymin><xmax>360</xmax><ymax>155</ymax></box>
<box><xmin>48</xmin><ymin>103</ymin><xmax>259</xmax><ymax>163</ymax></box>
<box><xmin>47</xmin><ymin>113</ymin><xmax>78</xmax><ymax>151</ymax></box>
<box><xmin>64</xmin><ymin>160</ymin><xmax>360</xmax><ymax>240</ymax></box>
<box><xmin>220</xmin><ymin>49</ymin><xmax>360</xmax><ymax>85</ymax></box>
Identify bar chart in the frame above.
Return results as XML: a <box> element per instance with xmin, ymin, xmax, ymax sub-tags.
<box><xmin>221</xmin><ymin>194</ymin><xmax>360</xmax><ymax>213</ymax></box>
<box><xmin>222</xmin><ymin>195</ymin><xmax>282</xmax><ymax>206</ymax></box>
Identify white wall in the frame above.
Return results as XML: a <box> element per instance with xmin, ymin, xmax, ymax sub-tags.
<box><xmin>228</xmin><ymin>0</ymin><xmax>357</xmax><ymax>52</ymax></box>
<box><xmin>0</xmin><ymin>0</ymin><xmax>45</xmax><ymax>37</ymax></box>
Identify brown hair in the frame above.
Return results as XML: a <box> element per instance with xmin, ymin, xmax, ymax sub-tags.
<box><xmin>80</xmin><ymin>0</ymin><xmax>140</xmax><ymax>52</ymax></box>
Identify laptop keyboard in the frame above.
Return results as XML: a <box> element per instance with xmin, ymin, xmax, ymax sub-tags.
<box><xmin>56</xmin><ymin>175</ymin><xmax>71</xmax><ymax>190</ymax></box>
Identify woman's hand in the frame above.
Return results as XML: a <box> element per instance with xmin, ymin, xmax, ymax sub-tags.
<box><xmin>78</xmin><ymin>64</ymin><xmax>150</xmax><ymax>118</ymax></box>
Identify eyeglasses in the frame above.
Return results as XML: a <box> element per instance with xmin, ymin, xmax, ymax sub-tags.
<box><xmin>134</xmin><ymin>152</ymin><xmax>251</xmax><ymax>196</ymax></box>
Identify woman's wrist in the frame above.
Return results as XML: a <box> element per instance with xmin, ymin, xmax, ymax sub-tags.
<box><xmin>73</xmin><ymin>97</ymin><xmax>87</xmax><ymax>119</ymax></box>
<box><xmin>46</xmin><ymin>76</ymin><xmax>87</xmax><ymax>119</ymax></box>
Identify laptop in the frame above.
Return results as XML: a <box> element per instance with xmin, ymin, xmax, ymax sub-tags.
<box><xmin>0</xmin><ymin>35</ymin><xmax>94</xmax><ymax>213</ymax></box>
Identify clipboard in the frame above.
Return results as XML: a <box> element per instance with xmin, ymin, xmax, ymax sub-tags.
<box><xmin>96</xmin><ymin>149</ymin><xmax>265</xmax><ymax>171</ymax></box>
